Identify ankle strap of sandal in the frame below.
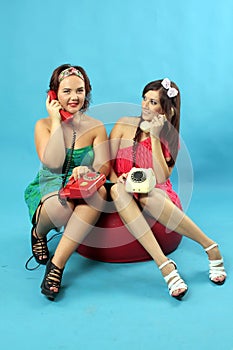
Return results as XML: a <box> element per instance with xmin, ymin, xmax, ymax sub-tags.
<box><xmin>159</xmin><ymin>259</ymin><xmax>176</xmax><ymax>271</ymax></box>
<box><xmin>205</xmin><ymin>243</ymin><xmax>218</xmax><ymax>252</ymax></box>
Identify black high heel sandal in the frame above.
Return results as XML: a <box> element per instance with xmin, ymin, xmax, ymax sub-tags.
<box><xmin>41</xmin><ymin>257</ymin><xmax>64</xmax><ymax>301</ymax></box>
<box><xmin>31</xmin><ymin>226</ymin><xmax>49</xmax><ymax>265</ymax></box>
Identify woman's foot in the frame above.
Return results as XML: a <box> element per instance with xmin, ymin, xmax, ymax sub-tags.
<box><xmin>205</xmin><ymin>243</ymin><xmax>227</xmax><ymax>285</ymax></box>
<box><xmin>159</xmin><ymin>259</ymin><xmax>188</xmax><ymax>300</ymax></box>
<box><xmin>31</xmin><ymin>227</ymin><xmax>49</xmax><ymax>265</ymax></box>
<box><xmin>41</xmin><ymin>257</ymin><xmax>64</xmax><ymax>301</ymax></box>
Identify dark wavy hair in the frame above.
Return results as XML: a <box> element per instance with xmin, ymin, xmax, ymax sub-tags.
<box><xmin>48</xmin><ymin>63</ymin><xmax>92</xmax><ymax>112</ymax></box>
<box><xmin>133</xmin><ymin>79</ymin><xmax>181</xmax><ymax>167</ymax></box>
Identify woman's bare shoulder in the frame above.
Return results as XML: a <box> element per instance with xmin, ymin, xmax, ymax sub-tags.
<box><xmin>116</xmin><ymin>116</ymin><xmax>138</xmax><ymax>126</ymax></box>
<box><xmin>35</xmin><ymin>117</ymin><xmax>51</xmax><ymax>130</ymax></box>
<box><xmin>84</xmin><ymin>114</ymin><xmax>105</xmax><ymax>127</ymax></box>
<box><xmin>110</xmin><ymin>116</ymin><xmax>139</xmax><ymax>139</ymax></box>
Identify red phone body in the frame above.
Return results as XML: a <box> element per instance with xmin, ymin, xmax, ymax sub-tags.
<box><xmin>59</xmin><ymin>172</ymin><xmax>106</xmax><ymax>199</ymax></box>
<box><xmin>47</xmin><ymin>90</ymin><xmax>73</xmax><ymax>122</ymax></box>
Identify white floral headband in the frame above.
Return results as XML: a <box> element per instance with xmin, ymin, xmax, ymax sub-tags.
<box><xmin>58</xmin><ymin>67</ymin><xmax>84</xmax><ymax>82</ymax></box>
<box><xmin>161</xmin><ymin>78</ymin><xmax>178</xmax><ymax>98</ymax></box>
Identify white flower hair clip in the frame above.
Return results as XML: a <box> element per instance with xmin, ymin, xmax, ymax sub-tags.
<box><xmin>161</xmin><ymin>78</ymin><xmax>178</xmax><ymax>98</ymax></box>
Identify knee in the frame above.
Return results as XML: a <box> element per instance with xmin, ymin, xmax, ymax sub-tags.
<box><xmin>41</xmin><ymin>201</ymin><xmax>73</xmax><ymax>228</ymax></box>
<box><xmin>98</xmin><ymin>185</ymin><xmax>107</xmax><ymax>200</ymax></box>
<box><xmin>139</xmin><ymin>188</ymin><xmax>168</xmax><ymax>207</ymax></box>
<box><xmin>110</xmin><ymin>183</ymin><xmax>125</xmax><ymax>201</ymax></box>
<box><xmin>110</xmin><ymin>183</ymin><xmax>134</xmax><ymax>212</ymax></box>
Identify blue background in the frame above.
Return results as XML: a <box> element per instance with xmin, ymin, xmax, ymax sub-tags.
<box><xmin>1</xmin><ymin>1</ymin><xmax>233</xmax><ymax>349</ymax></box>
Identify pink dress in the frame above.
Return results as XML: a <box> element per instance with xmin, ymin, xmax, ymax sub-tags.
<box><xmin>113</xmin><ymin>137</ymin><xmax>182</xmax><ymax>209</ymax></box>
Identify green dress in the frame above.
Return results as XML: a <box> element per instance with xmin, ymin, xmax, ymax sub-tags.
<box><xmin>24</xmin><ymin>145</ymin><xmax>94</xmax><ymax>223</ymax></box>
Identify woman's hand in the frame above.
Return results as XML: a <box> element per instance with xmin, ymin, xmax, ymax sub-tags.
<box><xmin>117</xmin><ymin>173</ymin><xmax>128</xmax><ymax>184</ymax></box>
<box><xmin>150</xmin><ymin>114</ymin><xmax>167</xmax><ymax>138</ymax></box>
<box><xmin>46</xmin><ymin>95</ymin><xmax>62</xmax><ymax>122</ymax></box>
<box><xmin>70</xmin><ymin>166</ymin><xmax>91</xmax><ymax>180</ymax></box>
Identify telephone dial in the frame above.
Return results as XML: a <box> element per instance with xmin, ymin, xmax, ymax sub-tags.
<box><xmin>125</xmin><ymin>167</ymin><xmax>156</xmax><ymax>193</ymax></box>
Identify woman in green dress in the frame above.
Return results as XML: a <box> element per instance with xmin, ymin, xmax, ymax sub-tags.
<box><xmin>25</xmin><ymin>64</ymin><xmax>110</xmax><ymax>300</ymax></box>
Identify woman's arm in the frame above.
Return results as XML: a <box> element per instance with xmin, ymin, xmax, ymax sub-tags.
<box><xmin>35</xmin><ymin>95</ymin><xmax>66</xmax><ymax>170</ymax></box>
<box><xmin>92</xmin><ymin>123</ymin><xmax>111</xmax><ymax>176</ymax></box>
<box><xmin>150</xmin><ymin>135</ymin><xmax>173</xmax><ymax>183</ymax></box>
<box><xmin>108</xmin><ymin>119</ymin><xmax>124</xmax><ymax>183</ymax></box>
<box><xmin>150</xmin><ymin>115</ymin><xmax>173</xmax><ymax>183</ymax></box>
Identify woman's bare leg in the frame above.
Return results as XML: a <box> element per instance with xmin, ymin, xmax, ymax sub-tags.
<box><xmin>139</xmin><ymin>189</ymin><xmax>220</xmax><ymax>248</ymax></box>
<box><xmin>139</xmin><ymin>188</ymin><xmax>226</xmax><ymax>283</ymax></box>
<box><xmin>32</xmin><ymin>192</ymin><xmax>74</xmax><ymax>261</ymax></box>
<box><xmin>36</xmin><ymin>195</ymin><xmax>74</xmax><ymax>235</ymax></box>
<box><xmin>111</xmin><ymin>183</ymin><xmax>226</xmax><ymax>286</ymax></box>
<box><xmin>48</xmin><ymin>186</ymin><xmax>107</xmax><ymax>293</ymax></box>
<box><xmin>110</xmin><ymin>183</ymin><xmax>186</xmax><ymax>297</ymax></box>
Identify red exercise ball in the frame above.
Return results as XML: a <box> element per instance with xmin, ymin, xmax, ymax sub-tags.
<box><xmin>77</xmin><ymin>210</ymin><xmax>182</xmax><ymax>263</ymax></box>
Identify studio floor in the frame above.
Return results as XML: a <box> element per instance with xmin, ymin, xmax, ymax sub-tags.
<box><xmin>0</xmin><ymin>176</ymin><xmax>232</xmax><ymax>350</ymax></box>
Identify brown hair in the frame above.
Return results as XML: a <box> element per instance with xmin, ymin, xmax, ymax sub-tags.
<box><xmin>133</xmin><ymin>79</ymin><xmax>181</xmax><ymax>167</ymax></box>
<box><xmin>48</xmin><ymin>64</ymin><xmax>92</xmax><ymax>112</ymax></box>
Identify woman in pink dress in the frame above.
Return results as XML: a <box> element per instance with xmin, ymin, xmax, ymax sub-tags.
<box><xmin>109</xmin><ymin>78</ymin><xmax>226</xmax><ymax>300</ymax></box>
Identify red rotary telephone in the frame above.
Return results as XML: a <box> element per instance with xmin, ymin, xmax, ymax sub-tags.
<box><xmin>59</xmin><ymin>172</ymin><xmax>106</xmax><ymax>199</ymax></box>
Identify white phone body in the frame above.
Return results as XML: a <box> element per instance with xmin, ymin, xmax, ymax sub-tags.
<box><xmin>125</xmin><ymin>167</ymin><xmax>156</xmax><ymax>193</ymax></box>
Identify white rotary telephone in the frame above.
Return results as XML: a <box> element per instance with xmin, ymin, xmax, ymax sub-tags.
<box><xmin>125</xmin><ymin>167</ymin><xmax>156</xmax><ymax>193</ymax></box>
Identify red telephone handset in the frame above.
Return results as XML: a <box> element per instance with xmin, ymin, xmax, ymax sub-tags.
<box><xmin>47</xmin><ymin>90</ymin><xmax>73</xmax><ymax>122</ymax></box>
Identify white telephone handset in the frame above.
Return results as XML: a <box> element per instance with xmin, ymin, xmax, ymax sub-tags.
<box><xmin>140</xmin><ymin>113</ymin><xmax>168</xmax><ymax>133</ymax></box>
<box><xmin>140</xmin><ymin>120</ymin><xmax>152</xmax><ymax>133</ymax></box>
